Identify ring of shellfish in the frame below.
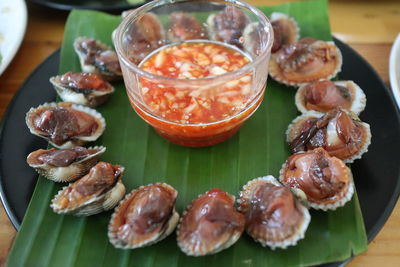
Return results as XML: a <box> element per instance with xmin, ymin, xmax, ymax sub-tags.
<box><xmin>108</xmin><ymin>183</ymin><xmax>179</xmax><ymax>249</ymax></box>
<box><xmin>295</xmin><ymin>80</ymin><xmax>366</xmax><ymax>115</ymax></box>
<box><xmin>237</xmin><ymin>175</ymin><xmax>310</xmax><ymax>249</ymax></box>
<box><xmin>26</xmin><ymin>146</ymin><xmax>106</xmax><ymax>182</ymax></box>
<box><xmin>286</xmin><ymin>109</ymin><xmax>371</xmax><ymax>163</ymax></box>
<box><xmin>279</xmin><ymin>148</ymin><xmax>354</xmax><ymax>211</ymax></box>
<box><xmin>51</xmin><ymin>162</ymin><xmax>125</xmax><ymax>216</ymax></box>
<box><xmin>269</xmin><ymin>38</ymin><xmax>343</xmax><ymax>87</ymax></box>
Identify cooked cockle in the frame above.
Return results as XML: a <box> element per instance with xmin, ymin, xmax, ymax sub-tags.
<box><xmin>122</xmin><ymin>12</ymin><xmax>165</xmax><ymax>65</ymax></box>
<box><xmin>176</xmin><ymin>188</ymin><xmax>245</xmax><ymax>256</ymax></box>
<box><xmin>295</xmin><ymin>80</ymin><xmax>366</xmax><ymax>115</ymax></box>
<box><xmin>279</xmin><ymin>148</ymin><xmax>354</xmax><ymax>210</ymax></box>
<box><xmin>51</xmin><ymin>162</ymin><xmax>125</xmax><ymax>216</ymax></box>
<box><xmin>168</xmin><ymin>12</ymin><xmax>206</xmax><ymax>42</ymax></box>
<box><xmin>25</xmin><ymin>102</ymin><xmax>106</xmax><ymax>149</ymax></box>
<box><xmin>26</xmin><ymin>146</ymin><xmax>106</xmax><ymax>182</ymax></box>
<box><xmin>270</xmin><ymin>12</ymin><xmax>300</xmax><ymax>53</ymax></box>
<box><xmin>207</xmin><ymin>6</ymin><xmax>250</xmax><ymax>48</ymax></box>
<box><xmin>50</xmin><ymin>72</ymin><xmax>115</xmax><ymax>108</ymax></box>
<box><xmin>108</xmin><ymin>183</ymin><xmax>179</xmax><ymax>249</ymax></box>
<box><xmin>286</xmin><ymin>108</ymin><xmax>371</xmax><ymax>163</ymax></box>
<box><xmin>237</xmin><ymin>175</ymin><xmax>310</xmax><ymax>249</ymax></box>
<box><xmin>269</xmin><ymin>38</ymin><xmax>342</xmax><ymax>87</ymax></box>
<box><xmin>74</xmin><ymin>37</ymin><xmax>122</xmax><ymax>81</ymax></box>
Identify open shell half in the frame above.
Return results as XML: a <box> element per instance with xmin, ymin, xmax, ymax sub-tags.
<box><xmin>279</xmin><ymin>148</ymin><xmax>354</xmax><ymax>210</ymax></box>
<box><xmin>27</xmin><ymin>146</ymin><xmax>106</xmax><ymax>182</ymax></box>
<box><xmin>74</xmin><ymin>37</ymin><xmax>122</xmax><ymax>81</ymax></box>
<box><xmin>25</xmin><ymin>102</ymin><xmax>106</xmax><ymax>149</ymax></box>
<box><xmin>168</xmin><ymin>12</ymin><xmax>206</xmax><ymax>42</ymax></box>
<box><xmin>295</xmin><ymin>80</ymin><xmax>366</xmax><ymax>115</ymax></box>
<box><xmin>238</xmin><ymin>175</ymin><xmax>310</xmax><ymax>249</ymax></box>
<box><xmin>269</xmin><ymin>38</ymin><xmax>342</xmax><ymax>87</ymax></box>
<box><xmin>176</xmin><ymin>188</ymin><xmax>245</xmax><ymax>256</ymax></box>
<box><xmin>286</xmin><ymin>108</ymin><xmax>371</xmax><ymax>163</ymax></box>
<box><xmin>108</xmin><ymin>183</ymin><xmax>179</xmax><ymax>249</ymax></box>
<box><xmin>270</xmin><ymin>12</ymin><xmax>300</xmax><ymax>53</ymax></box>
<box><xmin>51</xmin><ymin>162</ymin><xmax>125</xmax><ymax>216</ymax></box>
<box><xmin>50</xmin><ymin>72</ymin><xmax>114</xmax><ymax>108</ymax></box>
<box><xmin>207</xmin><ymin>6</ymin><xmax>250</xmax><ymax>48</ymax></box>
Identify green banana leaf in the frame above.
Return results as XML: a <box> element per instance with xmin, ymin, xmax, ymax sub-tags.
<box><xmin>6</xmin><ymin>0</ymin><xmax>368</xmax><ymax>266</ymax></box>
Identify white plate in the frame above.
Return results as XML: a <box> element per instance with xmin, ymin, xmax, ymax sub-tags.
<box><xmin>0</xmin><ymin>0</ymin><xmax>27</xmax><ymax>75</ymax></box>
<box><xmin>389</xmin><ymin>33</ymin><xmax>400</xmax><ymax>109</ymax></box>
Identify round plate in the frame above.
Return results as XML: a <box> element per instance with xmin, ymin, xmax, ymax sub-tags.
<box><xmin>389</xmin><ymin>33</ymin><xmax>400</xmax><ymax>110</ymax></box>
<box><xmin>0</xmin><ymin>0</ymin><xmax>27</xmax><ymax>75</ymax></box>
<box><xmin>29</xmin><ymin>0</ymin><xmax>146</xmax><ymax>12</ymax></box>
<box><xmin>0</xmin><ymin>39</ymin><xmax>400</xmax><ymax>267</ymax></box>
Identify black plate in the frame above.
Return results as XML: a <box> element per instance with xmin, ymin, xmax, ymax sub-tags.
<box><xmin>30</xmin><ymin>0</ymin><xmax>146</xmax><ymax>12</ymax></box>
<box><xmin>1</xmin><ymin>39</ymin><xmax>400</xmax><ymax>266</ymax></box>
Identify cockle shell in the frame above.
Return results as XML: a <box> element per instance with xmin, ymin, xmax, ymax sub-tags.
<box><xmin>50</xmin><ymin>73</ymin><xmax>115</xmax><ymax>108</ymax></box>
<box><xmin>270</xmin><ymin>12</ymin><xmax>300</xmax><ymax>53</ymax></box>
<box><xmin>168</xmin><ymin>12</ymin><xmax>206</xmax><ymax>42</ymax></box>
<box><xmin>279</xmin><ymin>148</ymin><xmax>354</xmax><ymax>211</ymax></box>
<box><xmin>286</xmin><ymin>109</ymin><xmax>371</xmax><ymax>163</ymax></box>
<box><xmin>74</xmin><ymin>37</ymin><xmax>122</xmax><ymax>81</ymax></box>
<box><xmin>26</xmin><ymin>146</ymin><xmax>106</xmax><ymax>182</ymax></box>
<box><xmin>237</xmin><ymin>176</ymin><xmax>310</xmax><ymax>249</ymax></box>
<box><xmin>51</xmin><ymin>162</ymin><xmax>125</xmax><ymax>216</ymax></box>
<box><xmin>269</xmin><ymin>38</ymin><xmax>342</xmax><ymax>87</ymax></box>
<box><xmin>176</xmin><ymin>188</ymin><xmax>245</xmax><ymax>256</ymax></box>
<box><xmin>119</xmin><ymin>12</ymin><xmax>166</xmax><ymax>65</ymax></box>
<box><xmin>207</xmin><ymin>6</ymin><xmax>250</xmax><ymax>48</ymax></box>
<box><xmin>108</xmin><ymin>183</ymin><xmax>179</xmax><ymax>249</ymax></box>
<box><xmin>25</xmin><ymin>102</ymin><xmax>106</xmax><ymax>149</ymax></box>
<box><xmin>295</xmin><ymin>80</ymin><xmax>366</xmax><ymax>115</ymax></box>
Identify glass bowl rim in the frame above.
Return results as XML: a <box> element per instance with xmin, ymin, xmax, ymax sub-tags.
<box><xmin>113</xmin><ymin>0</ymin><xmax>274</xmax><ymax>84</ymax></box>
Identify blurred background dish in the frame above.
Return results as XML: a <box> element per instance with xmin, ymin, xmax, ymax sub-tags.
<box><xmin>29</xmin><ymin>0</ymin><xmax>146</xmax><ymax>11</ymax></box>
<box><xmin>389</xmin><ymin>33</ymin><xmax>400</xmax><ymax>109</ymax></box>
<box><xmin>0</xmin><ymin>0</ymin><xmax>27</xmax><ymax>75</ymax></box>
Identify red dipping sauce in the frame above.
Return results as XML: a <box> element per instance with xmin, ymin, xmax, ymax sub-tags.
<box><xmin>128</xmin><ymin>40</ymin><xmax>265</xmax><ymax>147</ymax></box>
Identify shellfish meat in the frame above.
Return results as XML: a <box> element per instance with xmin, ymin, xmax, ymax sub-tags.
<box><xmin>295</xmin><ymin>80</ymin><xmax>366</xmax><ymax>115</ymax></box>
<box><xmin>27</xmin><ymin>146</ymin><xmax>106</xmax><ymax>182</ymax></box>
<box><xmin>270</xmin><ymin>12</ymin><xmax>300</xmax><ymax>53</ymax></box>
<box><xmin>108</xmin><ymin>183</ymin><xmax>179</xmax><ymax>249</ymax></box>
<box><xmin>51</xmin><ymin>162</ymin><xmax>125</xmax><ymax>216</ymax></box>
<box><xmin>50</xmin><ymin>72</ymin><xmax>115</xmax><ymax>108</ymax></box>
<box><xmin>286</xmin><ymin>108</ymin><xmax>371</xmax><ymax>163</ymax></box>
<box><xmin>207</xmin><ymin>6</ymin><xmax>250</xmax><ymax>48</ymax></box>
<box><xmin>269</xmin><ymin>38</ymin><xmax>342</xmax><ymax>87</ymax></box>
<box><xmin>168</xmin><ymin>12</ymin><xmax>206</xmax><ymax>42</ymax></box>
<box><xmin>279</xmin><ymin>147</ymin><xmax>354</xmax><ymax>210</ymax></box>
<box><xmin>238</xmin><ymin>175</ymin><xmax>310</xmax><ymax>249</ymax></box>
<box><xmin>25</xmin><ymin>102</ymin><xmax>106</xmax><ymax>149</ymax></box>
<box><xmin>176</xmin><ymin>188</ymin><xmax>245</xmax><ymax>256</ymax></box>
<box><xmin>74</xmin><ymin>37</ymin><xmax>122</xmax><ymax>81</ymax></box>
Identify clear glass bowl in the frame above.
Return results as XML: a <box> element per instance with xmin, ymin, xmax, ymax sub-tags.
<box><xmin>114</xmin><ymin>0</ymin><xmax>273</xmax><ymax>147</ymax></box>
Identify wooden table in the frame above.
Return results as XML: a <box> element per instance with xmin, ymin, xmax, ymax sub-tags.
<box><xmin>0</xmin><ymin>1</ymin><xmax>399</xmax><ymax>266</ymax></box>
